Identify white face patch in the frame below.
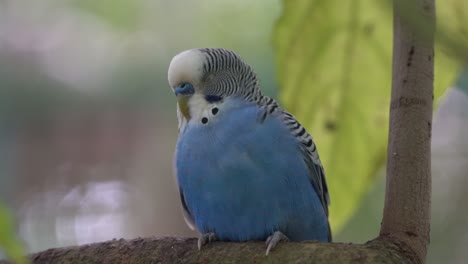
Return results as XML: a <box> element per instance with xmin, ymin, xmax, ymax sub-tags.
<box><xmin>187</xmin><ymin>93</ymin><xmax>221</xmax><ymax>125</ymax></box>
<box><xmin>168</xmin><ymin>49</ymin><xmax>205</xmax><ymax>90</ymax></box>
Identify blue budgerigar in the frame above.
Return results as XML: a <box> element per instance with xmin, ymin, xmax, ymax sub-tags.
<box><xmin>168</xmin><ymin>48</ymin><xmax>331</xmax><ymax>255</ymax></box>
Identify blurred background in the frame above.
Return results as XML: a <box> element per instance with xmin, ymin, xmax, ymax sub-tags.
<box><xmin>0</xmin><ymin>0</ymin><xmax>467</xmax><ymax>263</ymax></box>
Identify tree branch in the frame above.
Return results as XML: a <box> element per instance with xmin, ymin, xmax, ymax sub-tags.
<box><xmin>380</xmin><ymin>0</ymin><xmax>435</xmax><ymax>263</ymax></box>
<box><xmin>0</xmin><ymin>237</ymin><xmax>418</xmax><ymax>264</ymax></box>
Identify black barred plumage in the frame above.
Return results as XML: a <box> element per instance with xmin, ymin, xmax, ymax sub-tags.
<box><xmin>200</xmin><ymin>48</ymin><xmax>261</xmax><ymax>103</ymax></box>
<box><xmin>198</xmin><ymin>48</ymin><xmax>330</xmax><ymax>215</ymax></box>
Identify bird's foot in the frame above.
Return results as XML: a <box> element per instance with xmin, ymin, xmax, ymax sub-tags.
<box><xmin>265</xmin><ymin>231</ymin><xmax>289</xmax><ymax>256</ymax></box>
<box><xmin>198</xmin><ymin>232</ymin><xmax>217</xmax><ymax>250</ymax></box>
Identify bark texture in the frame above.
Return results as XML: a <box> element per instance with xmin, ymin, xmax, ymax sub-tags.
<box><xmin>380</xmin><ymin>0</ymin><xmax>435</xmax><ymax>263</ymax></box>
<box><xmin>0</xmin><ymin>237</ymin><xmax>416</xmax><ymax>264</ymax></box>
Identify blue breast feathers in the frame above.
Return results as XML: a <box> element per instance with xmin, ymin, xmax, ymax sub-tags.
<box><xmin>175</xmin><ymin>97</ymin><xmax>329</xmax><ymax>242</ymax></box>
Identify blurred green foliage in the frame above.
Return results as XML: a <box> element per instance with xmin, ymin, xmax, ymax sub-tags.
<box><xmin>273</xmin><ymin>0</ymin><xmax>462</xmax><ymax>231</ymax></box>
<box><xmin>435</xmin><ymin>0</ymin><xmax>468</xmax><ymax>60</ymax></box>
<box><xmin>71</xmin><ymin>0</ymin><xmax>144</xmax><ymax>31</ymax></box>
<box><xmin>0</xmin><ymin>204</ymin><xmax>27</xmax><ymax>264</ymax></box>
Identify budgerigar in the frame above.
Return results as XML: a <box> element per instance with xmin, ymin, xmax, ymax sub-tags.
<box><xmin>168</xmin><ymin>48</ymin><xmax>331</xmax><ymax>255</ymax></box>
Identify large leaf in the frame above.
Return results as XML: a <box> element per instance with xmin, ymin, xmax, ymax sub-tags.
<box><xmin>0</xmin><ymin>204</ymin><xmax>27</xmax><ymax>264</ymax></box>
<box><xmin>273</xmin><ymin>0</ymin><xmax>459</xmax><ymax>232</ymax></box>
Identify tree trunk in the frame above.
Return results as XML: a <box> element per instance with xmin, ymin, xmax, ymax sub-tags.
<box><xmin>380</xmin><ymin>0</ymin><xmax>435</xmax><ymax>263</ymax></box>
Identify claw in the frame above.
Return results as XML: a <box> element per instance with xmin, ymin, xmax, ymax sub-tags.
<box><xmin>197</xmin><ymin>232</ymin><xmax>217</xmax><ymax>250</ymax></box>
<box><xmin>265</xmin><ymin>231</ymin><xmax>288</xmax><ymax>256</ymax></box>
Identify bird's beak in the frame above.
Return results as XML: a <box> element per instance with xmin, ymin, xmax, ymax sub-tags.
<box><xmin>177</xmin><ymin>96</ymin><xmax>191</xmax><ymax>120</ymax></box>
<box><xmin>173</xmin><ymin>83</ymin><xmax>194</xmax><ymax>119</ymax></box>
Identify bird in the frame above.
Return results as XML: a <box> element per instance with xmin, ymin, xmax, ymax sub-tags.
<box><xmin>168</xmin><ymin>48</ymin><xmax>331</xmax><ymax>255</ymax></box>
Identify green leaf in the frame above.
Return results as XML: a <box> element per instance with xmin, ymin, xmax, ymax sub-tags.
<box><xmin>0</xmin><ymin>204</ymin><xmax>27</xmax><ymax>264</ymax></box>
<box><xmin>273</xmin><ymin>0</ymin><xmax>459</xmax><ymax>232</ymax></box>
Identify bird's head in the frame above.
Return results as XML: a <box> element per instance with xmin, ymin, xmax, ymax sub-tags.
<box><xmin>168</xmin><ymin>48</ymin><xmax>261</xmax><ymax>122</ymax></box>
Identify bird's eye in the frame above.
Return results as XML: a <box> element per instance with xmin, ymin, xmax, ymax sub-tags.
<box><xmin>175</xmin><ymin>82</ymin><xmax>195</xmax><ymax>96</ymax></box>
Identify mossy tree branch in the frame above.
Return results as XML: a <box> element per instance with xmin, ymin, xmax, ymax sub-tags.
<box><xmin>1</xmin><ymin>237</ymin><xmax>416</xmax><ymax>264</ymax></box>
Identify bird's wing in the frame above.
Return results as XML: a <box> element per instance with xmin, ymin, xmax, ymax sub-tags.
<box><xmin>178</xmin><ymin>188</ymin><xmax>196</xmax><ymax>230</ymax></box>
<box><xmin>278</xmin><ymin>109</ymin><xmax>332</xmax><ymax>241</ymax></box>
<box><xmin>281</xmin><ymin>109</ymin><xmax>330</xmax><ymax>215</ymax></box>
<box><xmin>257</xmin><ymin>96</ymin><xmax>330</xmax><ymax>216</ymax></box>
<box><xmin>256</xmin><ymin>99</ymin><xmax>331</xmax><ymax>240</ymax></box>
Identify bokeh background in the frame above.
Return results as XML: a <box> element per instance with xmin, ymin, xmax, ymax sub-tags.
<box><xmin>0</xmin><ymin>1</ymin><xmax>467</xmax><ymax>263</ymax></box>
